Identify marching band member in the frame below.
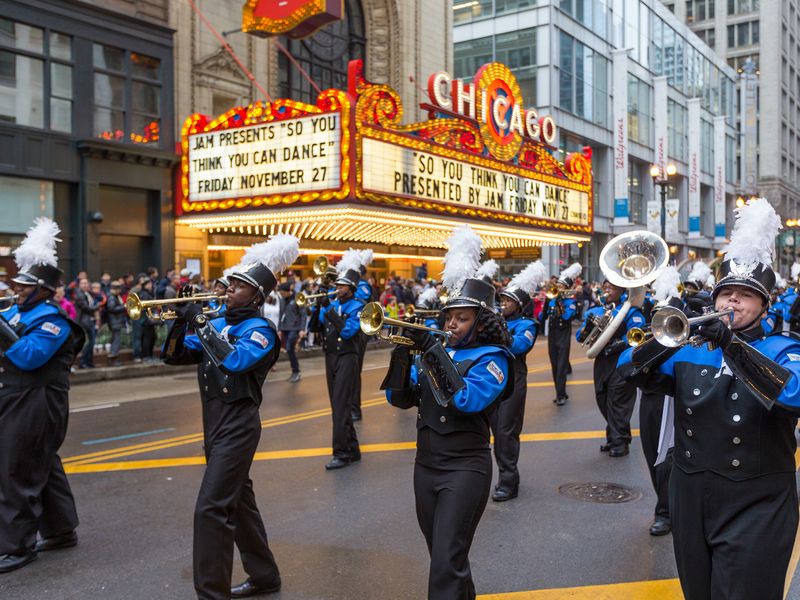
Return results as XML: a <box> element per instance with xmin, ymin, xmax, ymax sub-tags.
<box><xmin>316</xmin><ymin>252</ymin><xmax>364</xmax><ymax>470</ymax></box>
<box><xmin>637</xmin><ymin>266</ymin><xmax>682</xmax><ymax>536</ymax></box>
<box><xmin>619</xmin><ymin>198</ymin><xmax>800</xmax><ymax>600</ymax></box>
<box><xmin>352</xmin><ymin>249</ymin><xmax>374</xmax><ymax>421</ymax></box>
<box><xmin>0</xmin><ymin>219</ymin><xmax>85</xmax><ymax>574</ymax></box>
<box><xmin>578</xmin><ymin>280</ymin><xmax>646</xmax><ymax>457</ymax></box>
<box><xmin>542</xmin><ymin>263</ymin><xmax>580</xmax><ymax>406</ymax></box>
<box><xmin>491</xmin><ymin>260</ymin><xmax>547</xmax><ymax>502</ymax></box>
<box><xmin>162</xmin><ymin>234</ymin><xmax>299</xmax><ymax>599</ymax></box>
<box><xmin>382</xmin><ymin>225</ymin><xmax>512</xmax><ymax>599</ymax></box>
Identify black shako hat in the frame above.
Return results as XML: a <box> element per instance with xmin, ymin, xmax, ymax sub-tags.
<box><xmin>229</xmin><ymin>264</ymin><xmax>277</xmax><ymax>299</ymax></box>
<box><xmin>713</xmin><ymin>259</ymin><xmax>775</xmax><ymax>304</ymax></box>
<box><xmin>335</xmin><ymin>268</ymin><xmax>360</xmax><ymax>288</ymax></box>
<box><xmin>500</xmin><ymin>287</ymin><xmax>531</xmax><ymax>309</ymax></box>
<box><xmin>12</xmin><ymin>264</ymin><xmax>63</xmax><ymax>292</ymax></box>
<box><xmin>444</xmin><ymin>277</ymin><xmax>496</xmax><ymax>310</ymax></box>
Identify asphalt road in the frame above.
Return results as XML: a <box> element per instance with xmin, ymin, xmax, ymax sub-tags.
<box><xmin>4</xmin><ymin>341</ymin><xmax>800</xmax><ymax>599</ymax></box>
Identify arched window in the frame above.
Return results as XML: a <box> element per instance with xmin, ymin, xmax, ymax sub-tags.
<box><xmin>278</xmin><ymin>0</ymin><xmax>365</xmax><ymax>103</ymax></box>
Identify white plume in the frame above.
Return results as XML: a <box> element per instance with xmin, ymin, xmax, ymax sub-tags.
<box><xmin>13</xmin><ymin>217</ymin><xmax>61</xmax><ymax>272</ymax></box>
<box><xmin>336</xmin><ymin>248</ymin><xmax>363</xmax><ymax>274</ymax></box>
<box><xmin>475</xmin><ymin>259</ymin><xmax>499</xmax><ymax>281</ymax></box>
<box><xmin>652</xmin><ymin>266</ymin><xmax>681</xmax><ymax>303</ymax></box>
<box><xmin>417</xmin><ymin>287</ymin><xmax>439</xmax><ymax>306</ymax></box>
<box><xmin>688</xmin><ymin>261</ymin><xmax>712</xmax><ymax>285</ymax></box>
<box><xmin>791</xmin><ymin>262</ymin><xmax>800</xmax><ymax>280</ymax></box>
<box><xmin>240</xmin><ymin>233</ymin><xmax>300</xmax><ymax>275</ymax></box>
<box><xmin>358</xmin><ymin>249</ymin><xmax>374</xmax><ymax>268</ymax></box>
<box><xmin>705</xmin><ymin>274</ymin><xmax>716</xmax><ymax>288</ymax></box>
<box><xmin>508</xmin><ymin>260</ymin><xmax>548</xmax><ymax>294</ymax></box>
<box><xmin>776</xmin><ymin>276</ymin><xmax>787</xmax><ymax>289</ymax></box>
<box><xmin>223</xmin><ymin>265</ymin><xmax>238</xmax><ymax>278</ymax></box>
<box><xmin>442</xmin><ymin>224</ymin><xmax>482</xmax><ymax>294</ymax></box>
<box><xmin>723</xmin><ymin>197</ymin><xmax>781</xmax><ymax>265</ymax></box>
<box><xmin>559</xmin><ymin>262</ymin><xmax>582</xmax><ymax>281</ymax></box>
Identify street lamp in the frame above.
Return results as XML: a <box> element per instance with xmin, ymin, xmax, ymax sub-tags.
<box><xmin>650</xmin><ymin>163</ymin><xmax>677</xmax><ymax>240</ymax></box>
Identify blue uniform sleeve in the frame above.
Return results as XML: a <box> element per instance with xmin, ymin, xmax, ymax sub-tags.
<box><xmin>183</xmin><ymin>333</ymin><xmax>202</xmax><ymax>352</ymax></box>
<box><xmin>338</xmin><ymin>303</ymin><xmax>362</xmax><ymax>340</ymax></box>
<box><xmin>624</xmin><ymin>308</ymin><xmax>646</xmax><ymax>333</ymax></box>
<box><xmin>356</xmin><ymin>282</ymin><xmax>371</xmax><ymax>302</ymax></box>
<box><xmin>220</xmin><ymin>325</ymin><xmax>277</xmax><ymax>373</ymax></box>
<box><xmin>561</xmin><ymin>298</ymin><xmax>576</xmax><ymax>321</ymax></box>
<box><xmin>451</xmin><ymin>352</ymin><xmax>509</xmax><ymax>413</ymax></box>
<box><xmin>767</xmin><ymin>339</ymin><xmax>800</xmax><ymax>411</ymax></box>
<box><xmin>5</xmin><ymin>315</ymin><xmax>71</xmax><ymax>371</ymax></box>
<box><xmin>509</xmin><ymin>321</ymin><xmax>537</xmax><ymax>355</ymax></box>
<box><xmin>1</xmin><ymin>305</ymin><xmax>19</xmax><ymax>322</ymax></box>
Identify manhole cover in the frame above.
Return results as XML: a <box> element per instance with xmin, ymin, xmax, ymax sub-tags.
<box><xmin>558</xmin><ymin>482</ymin><xmax>641</xmax><ymax>504</ymax></box>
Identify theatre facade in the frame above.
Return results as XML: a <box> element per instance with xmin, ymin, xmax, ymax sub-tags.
<box><xmin>175</xmin><ymin>58</ymin><xmax>593</xmax><ymax>282</ymax></box>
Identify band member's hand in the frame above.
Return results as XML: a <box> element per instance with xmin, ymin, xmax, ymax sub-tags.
<box><xmin>695</xmin><ymin>318</ymin><xmax>733</xmax><ymax>350</ymax></box>
<box><xmin>666</xmin><ymin>297</ymin><xmax>684</xmax><ymax>310</ymax></box>
<box><xmin>406</xmin><ymin>328</ymin><xmax>438</xmax><ymax>353</ymax></box>
<box><xmin>685</xmin><ymin>294</ymin><xmax>712</xmax><ymax>317</ymax></box>
<box><xmin>178</xmin><ymin>285</ymin><xmax>194</xmax><ymax>299</ymax></box>
<box><xmin>318</xmin><ymin>294</ymin><xmax>331</xmax><ymax>308</ymax></box>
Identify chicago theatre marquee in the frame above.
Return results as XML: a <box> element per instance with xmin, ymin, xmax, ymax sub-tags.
<box><xmin>176</xmin><ymin>58</ymin><xmax>593</xmax><ymax>279</ymax></box>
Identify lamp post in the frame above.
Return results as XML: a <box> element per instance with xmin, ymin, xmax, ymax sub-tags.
<box><xmin>650</xmin><ymin>163</ymin><xmax>677</xmax><ymax>240</ymax></box>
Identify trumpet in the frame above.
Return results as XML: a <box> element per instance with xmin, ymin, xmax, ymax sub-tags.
<box><xmin>312</xmin><ymin>256</ymin><xmax>329</xmax><ymax>277</ymax></box>
<box><xmin>651</xmin><ymin>306</ymin><xmax>734</xmax><ymax>348</ymax></box>
<box><xmin>125</xmin><ymin>292</ymin><xmax>224</xmax><ymax>322</ymax></box>
<box><xmin>360</xmin><ymin>301</ymin><xmax>450</xmax><ymax>346</ymax></box>
<box><xmin>0</xmin><ymin>295</ymin><xmax>18</xmax><ymax>312</ymax></box>
<box><xmin>405</xmin><ymin>305</ymin><xmax>439</xmax><ymax>318</ymax></box>
<box><xmin>295</xmin><ymin>290</ymin><xmax>335</xmax><ymax>307</ymax></box>
<box><xmin>545</xmin><ymin>284</ymin><xmax>576</xmax><ymax>299</ymax></box>
<box><xmin>626</xmin><ymin>326</ymin><xmax>651</xmax><ymax>347</ymax></box>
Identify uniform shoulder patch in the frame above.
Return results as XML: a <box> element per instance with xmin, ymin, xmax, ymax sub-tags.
<box><xmin>250</xmin><ymin>330</ymin><xmax>269</xmax><ymax>349</ymax></box>
<box><xmin>524</xmin><ymin>330</ymin><xmax>535</xmax><ymax>342</ymax></box>
<box><xmin>630</xmin><ymin>315</ymin><xmax>644</xmax><ymax>325</ymax></box>
<box><xmin>787</xmin><ymin>353</ymin><xmax>800</xmax><ymax>362</ymax></box>
<box><xmin>486</xmin><ymin>360</ymin><xmax>505</xmax><ymax>384</ymax></box>
<box><xmin>41</xmin><ymin>322</ymin><xmax>62</xmax><ymax>336</ymax></box>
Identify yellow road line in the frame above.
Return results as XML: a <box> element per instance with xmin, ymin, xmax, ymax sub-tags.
<box><xmin>528</xmin><ymin>380</ymin><xmax>593</xmax><ymax>388</ymax></box>
<box><xmin>64</xmin><ymin>431</ymin><xmax>632</xmax><ymax>474</ymax></box>
<box><xmin>478</xmin><ymin>578</ymin><xmax>683</xmax><ymax>599</ymax></box>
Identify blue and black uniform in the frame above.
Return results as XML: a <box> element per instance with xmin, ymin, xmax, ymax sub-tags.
<box><xmin>489</xmin><ymin>314</ymin><xmax>537</xmax><ymax>494</ymax></box>
<box><xmin>352</xmin><ymin>279</ymin><xmax>372</xmax><ymax>421</ymax></box>
<box><xmin>762</xmin><ymin>306</ymin><xmax>781</xmax><ymax>334</ymax></box>
<box><xmin>319</xmin><ymin>296</ymin><xmax>363</xmax><ymax>461</ymax></box>
<box><xmin>542</xmin><ymin>296</ymin><xmax>576</xmax><ymax>402</ymax></box>
<box><xmin>385</xmin><ymin>342</ymin><xmax>511</xmax><ymax>600</ymax></box>
<box><xmin>577</xmin><ymin>299</ymin><xmax>645</xmax><ymax>452</ymax></box>
<box><xmin>618</xmin><ymin>327</ymin><xmax>800</xmax><ymax>600</ymax></box>
<box><xmin>163</xmin><ymin>310</ymin><xmax>281</xmax><ymax>600</ymax></box>
<box><xmin>0</xmin><ymin>299</ymin><xmax>84</xmax><ymax>559</ymax></box>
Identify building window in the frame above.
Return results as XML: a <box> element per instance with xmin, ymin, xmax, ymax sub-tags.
<box><xmin>727</xmin><ymin>21</ymin><xmax>759</xmax><ymax>48</ymax></box>
<box><xmin>558</xmin><ymin>31</ymin><xmax>608</xmax><ymax>127</ymax></box>
<box><xmin>93</xmin><ymin>44</ymin><xmax>161</xmax><ymax>145</ymax></box>
<box><xmin>628</xmin><ymin>75</ymin><xmax>652</xmax><ymax>146</ymax></box>
<box><xmin>668</xmin><ymin>99</ymin><xmax>688</xmax><ymax>162</ymax></box>
<box><xmin>278</xmin><ymin>0</ymin><xmax>365</xmax><ymax>105</ymax></box>
<box><xmin>728</xmin><ymin>0</ymin><xmax>759</xmax><ymax>14</ymax></box>
<box><xmin>495</xmin><ymin>28</ymin><xmax>537</xmax><ymax>103</ymax></box>
<box><xmin>726</xmin><ymin>134</ymin><xmax>736</xmax><ymax>184</ymax></box>
<box><xmin>686</xmin><ymin>0</ymin><xmax>715</xmax><ymax>23</ymax></box>
<box><xmin>454</xmin><ymin>0</ymin><xmax>493</xmax><ymax>23</ymax></box>
<box><xmin>496</xmin><ymin>0</ymin><xmax>537</xmax><ymax>14</ymax></box>
<box><xmin>454</xmin><ymin>36</ymin><xmax>493</xmax><ymax>79</ymax></box>
<box><xmin>700</xmin><ymin>118</ymin><xmax>714</xmax><ymax>174</ymax></box>
<box><xmin>0</xmin><ymin>18</ymin><xmax>73</xmax><ymax>132</ymax></box>
<box><xmin>558</xmin><ymin>0</ymin><xmax>609</xmax><ymax>38</ymax></box>
<box><xmin>628</xmin><ymin>161</ymin><xmax>645</xmax><ymax>224</ymax></box>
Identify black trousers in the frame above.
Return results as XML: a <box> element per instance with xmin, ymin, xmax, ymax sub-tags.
<box><xmin>414</xmin><ymin>462</ymin><xmax>491</xmax><ymax>600</ymax></box>
<box><xmin>593</xmin><ymin>354</ymin><xmax>636</xmax><ymax>449</ymax></box>
<box><xmin>638</xmin><ymin>390</ymin><xmax>672</xmax><ymax>519</ymax></box>
<box><xmin>489</xmin><ymin>364</ymin><xmax>527</xmax><ymax>492</ymax></box>
<box><xmin>324</xmin><ymin>352</ymin><xmax>360</xmax><ymax>458</ymax></box>
<box><xmin>547</xmin><ymin>322</ymin><xmax>571</xmax><ymax>399</ymax></box>
<box><xmin>194</xmin><ymin>397</ymin><xmax>279</xmax><ymax>600</ymax></box>
<box><xmin>0</xmin><ymin>387</ymin><xmax>78</xmax><ymax>555</ymax></box>
<box><xmin>670</xmin><ymin>467</ymin><xmax>798</xmax><ymax>600</ymax></box>
<box><xmin>352</xmin><ymin>333</ymin><xmax>368</xmax><ymax>419</ymax></box>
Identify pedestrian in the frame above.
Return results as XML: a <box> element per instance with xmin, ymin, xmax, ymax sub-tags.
<box><xmin>162</xmin><ymin>234</ymin><xmax>298</xmax><ymax>599</ymax></box>
<box><xmin>0</xmin><ymin>218</ymin><xmax>85</xmax><ymax>574</ymax></box>
<box><xmin>541</xmin><ymin>263</ymin><xmax>580</xmax><ymax>406</ymax></box>
<box><xmin>382</xmin><ymin>224</ymin><xmax>512</xmax><ymax>599</ymax></box>
<box><xmin>277</xmin><ymin>282</ymin><xmax>306</xmax><ymax>383</ymax></box>
<box><xmin>54</xmin><ymin>285</ymin><xmax>76</xmax><ymax>320</ymax></box>
<box><xmin>313</xmin><ymin>252</ymin><xmax>363</xmax><ymax>470</ymax></box>
<box><xmin>619</xmin><ymin>198</ymin><xmax>800</xmax><ymax>600</ymax></box>
<box><xmin>491</xmin><ymin>261</ymin><xmax>547</xmax><ymax>502</ymax></box>
<box><xmin>73</xmin><ymin>277</ymin><xmax>98</xmax><ymax>369</ymax></box>
<box><xmin>105</xmin><ymin>282</ymin><xmax>127</xmax><ymax>366</ymax></box>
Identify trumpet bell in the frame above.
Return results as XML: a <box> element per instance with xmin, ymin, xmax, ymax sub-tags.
<box><xmin>0</xmin><ymin>294</ymin><xmax>19</xmax><ymax>313</ymax></box>
<box><xmin>125</xmin><ymin>292</ymin><xmax>144</xmax><ymax>321</ymax></box>
<box><xmin>651</xmin><ymin>306</ymin><xmax>690</xmax><ymax>348</ymax></box>
<box><xmin>626</xmin><ymin>327</ymin><xmax>649</xmax><ymax>347</ymax></box>
<box><xmin>312</xmin><ymin>256</ymin><xmax>329</xmax><ymax>277</ymax></box>
<box><xmin>599</xmin><ymin>231</ymin><xmax>669</xmax><ymax>289</ymax></box>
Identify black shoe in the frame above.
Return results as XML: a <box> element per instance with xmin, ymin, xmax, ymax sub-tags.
<box><xmin>649</xmin><ymin>517</ymin><xmax>671</xmax><ymax>536</ymax></box>
<box><xmin>0</xmin><ymin>551</ymin><xmax>37</xmax><ymax>574</ymax></box>
<box><xmin>325</xmin><ymin>456</ymin><xmax>354</xmax><ymax>470</ymax></box>
<box><xmin>492</xmin><ymin>488</ymin><xmax>518</xmax><ymax>502</ymax></box>
<box><xmin>555</xmin><ymin>397</ymin><xmax>567</xmax><ymax>406</ymax></box>
<box><xmin>288</xmin><ymin>372</ymin><xmax>301</xmax><ymax>383</ymax></box>
<box><xmin>35</xmin><ymin>531</ymin><xmax>77</xmax><ymax>552</ymax></box>
<box><xmin>608</xmin><ymin>445</ymin><xmax>630</xmax><ymax>457</ymax></box>
<box><xmin>231</xmin><ymin>578</ymin><xmax>282</xmax><ymax>597</ymax></box>
<box><xmin>599</xmin><ymin>444</ymin><xmax>611</xmax><ymax>453</ymax></box>
<box><xmin>351</xmin><ymin>411</ymin><xmax>362</xmax><ymax>422</ymax></box>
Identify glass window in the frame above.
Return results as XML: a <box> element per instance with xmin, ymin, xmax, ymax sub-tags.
<box><xmin>0</xmin><ymin>18</ymin><xmax>43</xmax><ymax>53</ymax></box>
<box><xmin>0</xmin><ymin>176</ymin><xmax>53</xmax><ymax>234</ymax></box>
<box><xmin>94</xmin><ymin>107</ymin><xmax>124</xmax><ymax>142</ymax></box>
<box><xmin>93</xmin><ymin>43</ymin><xmax>124</xmax><ymax>71</ymax></box>
<box><xmin>454</xmin><ymin>0</ymin><xmax>493</xmax><ymax>23</ymax></box>
<box><xmin>495</xmin><ymin>28</ymin><xmax>536</xmax><ymax>69</ymax></box>
<box><xmin>131</xmin><ymin>52</ymin><xmax>160</xmax><ymax>80</ymax></box>
<box><xmin>132</xmin><ymin>82</ymin><xmax>159</xmax><ymax>115</ymax></box>
<box><xmin>94</xmin><ymin>74</ymin><xmax>125</xmax><ymax>109</ymax></box>
<box><xmin>455</xmin><ymin>36</ymin><xmax>493</xmax><ymax>79</ymax></box>
<box><xmin>558</xmin><ymin>31</ymin><xmax>607</xmax><ymax>127</ymax></box>
<box><xmin>496</xmin><ymin>0</ymin><xmax>537</xmax><ymax>14</ymax></box>
<box><xmin>49</xmin><ymin>32</ymin><xmax>71</xmax><ymax>61</ymax></box>
<box><xmin>0</xmin><ymin>52</ymin><xmax>44</xmax><ymax>128</ymax></box>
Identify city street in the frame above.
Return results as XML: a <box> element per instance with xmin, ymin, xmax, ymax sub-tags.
<box><xmin>4</xmin><ymin>343</ymin><xmax>800</xmax><ymax>600</ymax></box>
